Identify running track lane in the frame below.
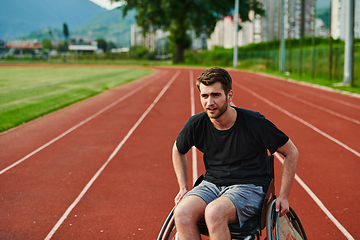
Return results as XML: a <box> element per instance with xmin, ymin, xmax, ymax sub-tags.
<box><xmin>0</xmin><ymin>68</ymin><xmax>182</xmax><ymax>239</ymax></box>
<box><xmin>0</xmin><ymin>67</ymin><xmax>359</xmax><ymax>239</ymax></box>
<box><xmin>228</xmin><ymin>69</ymin><xmax>359</xmax><ymax>239</ymax></box>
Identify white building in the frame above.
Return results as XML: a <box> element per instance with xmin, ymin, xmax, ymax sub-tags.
<box><xmin>131</xmin><ymin>23</ymin><xmax>208</xmax><ymax>54</ymax></box>
<box><xmin>68</xmin><ymin>42</ymin><xmax>98</xmax><ymax>52</ymax></box>
<box><xmin>356</xmin><ymin>0</ymin><xmax>360</xmax><ymax>38</ymax></box>
<box><xmin>188</xmin><ymin>31</ymin><xmax>207</xmax><ymax>50</ymax></box>
<box><xmin>207</xmin><ymin>18</ymin><xmax>225</xmax><ymax>49</ymax></box>
<box><xmin>259</xmin><ymin>0</ymin><xmax>317</xmax><ymax>40</ymax></box>
<box><xmin>224</xmin><ymin>16</ymin><xmax>236</xmax><ymax>49</ymax></box>
<box><xmin>130</xmin><ymin>23</ymin><xmax>156</xmax><ymax>51</ymax></box>
<box><xmin>207</xmin><ymin>16</ymin><xmax>239</xmax><ymax>50</ymax></box>
<box><xmin>68</xmin><ymin>38</ymin><xmax>99</xmax><ymax>53</ymax></box>
<box><xmin>207</xmin><ymin>0</ymin><xmax>319</xmax><ymax>50</ymax></box>
<box><xmin>315</xmin><ymin>18</ymin><xmax>328</xmax><ymax>38</ymax></box>
<box><xmin>332</xmin><ymin>0</ymin><xmax>360</xmax><ymax>40</ymax></box>
<box><xmin>132</xmin><ymin>0</ymin><xmax>354</xmax><ymax>53</ymax></box>
<box><xmin>331</xmin><ymin>0</ymin><xmax>341</xmax><ymax>39</ymax></box>
<box><xmin>253</xmin><ymin>12</ymin><xmax>263</xmax><ymax>43</ymax></box>
<box><xmin>207</xmin><ymin>15</ymin><xmax>251</xmax><ymax>50</ymax></box>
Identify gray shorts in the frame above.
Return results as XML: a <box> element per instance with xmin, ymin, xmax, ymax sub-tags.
<box><xmin>184</xmin><ymin>180</ymin><xmax>265</xmax><ymax>228</ymax></box>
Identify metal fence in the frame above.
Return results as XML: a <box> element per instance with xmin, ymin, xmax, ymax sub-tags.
<box><xmin>238</xmin><ymin>45</ymin><xmax>360</xmax><ymax>84</ymax></box>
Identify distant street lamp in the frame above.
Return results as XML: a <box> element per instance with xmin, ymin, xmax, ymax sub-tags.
<box><xmin>233</xmin><ymin>0</ymin><xmax>239</xmax><ymax>68</ymax></box>
<box><xmin>48</xmin><ymin>29</ymin><xmax>52</xmax><ymax>62</ymax></box>
<box><xmin>279</xmin><ymin>0</ymin><xmax>286</xmax><ymax>73</ymax></box>
<box><xmin>343</xmin><ymin>0</ymin><xmax>354</xmax><ymax>86</ymax></box>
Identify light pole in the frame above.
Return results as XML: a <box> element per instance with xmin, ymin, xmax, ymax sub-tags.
<box><xmin>279</xmin><ymin>0</ymin><xmax>285</xmax><ymax>73</ymax></box>
<box><xmin>343</xmin><ymin>0</ymin><xmax>354</xmax><ymax>86</ymax></box>
<box><xmin>48</xmin><ymin>29</ymin><xmax>52</xmax><ymax>62</ymax></box>
<box><xmin>233</xmin><ymin>0</ymin><xmax>239</xmax><ymax>68</ymax></box>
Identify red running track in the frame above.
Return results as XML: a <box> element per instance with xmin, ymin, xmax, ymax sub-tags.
<box><xmin>0</xmin><ymin>66</ymin><xmax>359</xmax><ymax>239</ymax></box>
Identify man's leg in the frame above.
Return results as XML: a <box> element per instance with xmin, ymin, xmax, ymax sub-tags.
<box><xmin>174</xmin><ymin>195</ymin><xmax>207</xmax><ymax>240</ymax></box>
<box><xmin>205</xmin><ymin>196</ymin><xmax>238</xmax><ymax>240</ymax></box>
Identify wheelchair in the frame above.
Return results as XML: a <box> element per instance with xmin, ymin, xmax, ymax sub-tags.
<box><xmin>158</xmin><ymin>155</ymin><xmax>307</xmax><ymax>240</ymax></box>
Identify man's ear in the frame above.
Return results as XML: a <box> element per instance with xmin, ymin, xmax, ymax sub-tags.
<box><xmin>228</xmin><ymin>90</ymin><xmax>234</xmax><ymax>102</ymax></box>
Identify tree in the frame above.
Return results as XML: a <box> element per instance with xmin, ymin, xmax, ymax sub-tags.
<box><xmin>42</xmin><ymin>38</ymin><xmax>51</xmax><ymax>52</ymax></box>
<box><xmin>115</xmin><ymin>0</ymin><xmax>265</xmax><ymax>63</ymax></box>
<box><xmin>58</xmin><ymin>41</ymin><xmax>69</xmax><ymax>53</ymax></box>
<box><xmin>63</xmin><ymin>23</ymin><xmax>69</xmax><ymax>41</ymax></box>
<box><xmin>108</xmin><ymin>41</ymin><xmax>117</xmax><ymax>51</ymax></box>
<box><xmin>96</xmin><ymin>38</ymin><xmax>108</xmax><ymax>52</ymax></box>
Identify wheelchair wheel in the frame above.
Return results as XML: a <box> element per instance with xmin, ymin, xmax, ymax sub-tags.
<box><xmin>266</xmin><ymin>200</ymin><xmax>307</xmax><ymax>240</ymax></box>
<box><xmin>266</xmin><ymin>199</ymin><xmax>279</xmax><ymax>240</ymax></box>
<box><xmin>157</xmin><ymin>207</ymin><xmax>178</xmax><ymax>240</ymax></box>
<box><xmin>284</xmin><ymin>206</ymin><xmax>307</xmax><ymax>240</ymax></box>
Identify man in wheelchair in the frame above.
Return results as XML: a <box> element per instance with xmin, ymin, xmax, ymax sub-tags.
<box><xmin>172</xmin><ymin>67</ymin><xmax>299</xmax><ymax>240</ymax></box>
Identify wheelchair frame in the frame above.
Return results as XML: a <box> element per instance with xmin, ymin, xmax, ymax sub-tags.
<box><xmin>157</xmin><ymin>155</ymin><xmax>307</xmax><ymax>240</ymax></box>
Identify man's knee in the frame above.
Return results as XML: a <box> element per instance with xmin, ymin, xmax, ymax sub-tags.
<box><xmin>204</xmin><ymin>197</ymin><xmax>237</xmax><ymax>230</ymax></box>
<box><xmin>174</xmin><ymin>195</ymin><xmax>206</xmax><ymax>227</ymax></box>
<box><xmin>204</xmin><ymin>203</ymin><xmax>224</xmax><ymax>229</ymax></box>
<box><xmin>173</xmin><ymin>203</ymin><xmax>190</xmax><ymax>226</ymax></box>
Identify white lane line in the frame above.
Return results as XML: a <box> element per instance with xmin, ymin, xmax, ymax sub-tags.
<box><xmin>0</xmin><ymin>71</ymin><xmax>167</xmax><ymax>176</ymax></box>
<box><xmin>289</xmin><ymin>82</ymin><xmax>360</xmax><ymax>110</ymax></box>
<box><xmin>278</xmin><ymin>91</ymin><xmax>360</xmax><ymax>125</ymax></box>
<box><xmin>274</xmin><ymin>153</ymin><xmax>355</xmax><ymax>240</ymax></box>
<box><xmin>242</xmin><ymin>77</ymin><xmax>360</xmax><ymax>125</ymax></box>
<box><xmin>234</xmin><ymin>82</ymin><xmax>360</xmax><ymax>158</ymax></box>
<box><xmin>44</xmin><ymin>70</ymin><xmax>180</xmax><ymax>240</ymax></box>
<box><xmin>189</xmin><ymin>70</ymin><xmax>198</xmax><ymax>184</ymax></box>
<box><xmin>246</xmin><ymin>72</ymin><xmax>360</xmax><ymax>109</ymax></box>
<box><xmin>234</xmin><ymin>79</ymin><xmax>355</xmax><ymax>239</ymax></box>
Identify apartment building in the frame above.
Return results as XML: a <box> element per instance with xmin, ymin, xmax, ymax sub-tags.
<box><xmin>332</xmin><ymin>0</ymin><xmax>360</xmax><ymax>39</ymax></box>
<box><xmin>207</xmin><ymin>0</ymin><xmax>317</xmax><ymax>50</ymax></box>
<box><xmin>132</xmin><ymin>0</ymin><xmax>359</xmax><ymax>53</ymax></box>
<box><xmin>130</xmin><ymin>23</ymin><xmax>155</xmax><ymax>51</ymax></box>
<box><xmin>259</xmin><ymin>0</ymin><xmax>316</xmax><ymax>40</ymax></box>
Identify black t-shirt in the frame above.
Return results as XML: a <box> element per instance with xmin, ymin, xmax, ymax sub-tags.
<box><xmin>176</xmin><ymin>107</ymin><xmax>289</xmax><ymax>189</ymax></box>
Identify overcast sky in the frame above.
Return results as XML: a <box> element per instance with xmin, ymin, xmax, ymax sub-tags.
<box><xmin>89</xmin><ymin>0</ymin><xmax>331</xmax><ymax>11</ymax></box>
<box><xmin>89</xmin><ymin>0</ymin><xmax>123</xmax><ymax>10</ymax></box>
<box><xmin>317</xmin><ymin>0</ymin><xmax>331</xmax><ymax>9</ymax></box>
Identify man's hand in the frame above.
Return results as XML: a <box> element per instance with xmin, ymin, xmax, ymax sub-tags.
<box><xmin>275</xmin><ymin>196</ymin><xmax>289</xmax><ymax>217</ymax></box>
<box><xmin>172</xmin><ymin>142</ymin><xmax>189</xmax><ymax>204</ymax></box>
<box><xmin>175</xmin><ymin>189</ymin><xmax>188</xmax><ymax>204</ymax></box>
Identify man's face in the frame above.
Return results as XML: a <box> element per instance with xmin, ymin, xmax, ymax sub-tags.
<box><xmin>199</xmin><ymin>82</ymin><xmax>231</xmax><ymax>119</ymax></box>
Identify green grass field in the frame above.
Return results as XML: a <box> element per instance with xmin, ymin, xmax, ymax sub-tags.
<box><xmin>0</xmin><ymin>66</ymin><xmax>154</xmax><ymax>132</ymax></box>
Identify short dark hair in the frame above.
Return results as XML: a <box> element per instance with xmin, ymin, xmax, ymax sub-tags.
<box><xmin>196</xmin><ymin>67</ymin><xmax>232</xmax><ymax>95</ymax></box>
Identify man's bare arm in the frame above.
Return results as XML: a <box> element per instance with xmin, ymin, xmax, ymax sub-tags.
<box><xmin>172</xmin><ymin>141</ymin><xmax>189</xmax><ymax>204</ymax></box>
<box><xmin>275</xmin><ymin>139</ymin><xmax>299</xmax><ymax>216</ymax></box>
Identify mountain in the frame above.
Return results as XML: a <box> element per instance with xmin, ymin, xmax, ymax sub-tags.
<box><xmin>0</xmin><ymin>0</ymin><xmax>136</xmax><ymax>47</ymax></box>
<box><xmin>70</xmin><ymin>9</ymin><xmax>136</xmax><ymax>47</ymax></box>
<box><xmin>316</xmin><ymin>8</ymin><xmax>330</xmax><ymax>29</ymax></box>
<box><xmin>0</xmin><ymin>0</ymin><xmax>105</xmax><ymax>39</ymax></box>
